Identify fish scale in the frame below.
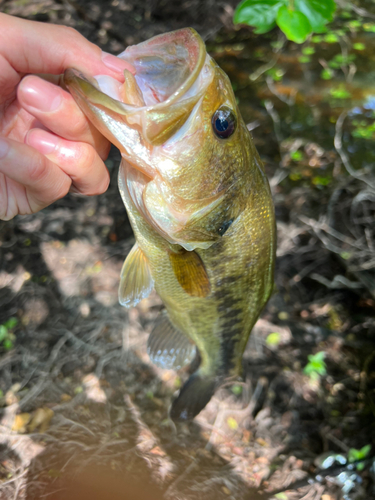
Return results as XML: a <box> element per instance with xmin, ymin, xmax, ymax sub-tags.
<box><xmin>64</xmin><ymin>28</ymin><xmax>276</xmax><ymax>421</ymax></box>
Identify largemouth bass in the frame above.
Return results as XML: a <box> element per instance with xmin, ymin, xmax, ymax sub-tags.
<box><xmin>64</xmin><ymin>28</ymin><xmax>276</xmax><ymax>421</ymax></box>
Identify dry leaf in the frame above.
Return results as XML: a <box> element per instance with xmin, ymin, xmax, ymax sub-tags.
<box><xmin>12</xmin><ymin>413</ymin><xmax>31</xmax><ymax>433</ymax></box>
<box><xmin>29</xmin><ymin>407</ymin><xmax>54</xmax><ymax>432</ymax></box>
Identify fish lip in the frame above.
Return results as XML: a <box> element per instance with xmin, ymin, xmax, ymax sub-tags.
<box><xmin>64</xmin><ymin>28</ymin><xmax>206</xmax><ymax>114</ymax></box>
<box><xmin>64</xmin><ymin>68</ymin><xmax>137</xmax><ymax>116</ymax></box>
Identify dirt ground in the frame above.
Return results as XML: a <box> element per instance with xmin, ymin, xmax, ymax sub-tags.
<box><xmin>0</xmin><ymin>1</ymin><xmax>374</xmax><ymax>499</ymax></box>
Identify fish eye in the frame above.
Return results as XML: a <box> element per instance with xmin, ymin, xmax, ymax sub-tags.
<box><xmin>217</xmin><ymin>219</ymin><xmax>233</xmax><ymax>236</ymax></box>
<box><xmin>212</xmin><ymin>106</ymin><xmax>236</xmax><ymax>139</ymax></box>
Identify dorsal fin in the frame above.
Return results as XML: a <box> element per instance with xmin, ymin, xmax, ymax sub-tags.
<box><xmin>169</xmin><ymin>249</ymin><xmax>210</xmax><ymax>297</ymax></box>
<box><xmin>147</xmin><ymin>311</ymin><xmax>196</xmax><ymax>370</ymax></box>
<box><xmin>118</xmin><ymin>243</ymin><xmax>154</xmax><ymax>307</ymax></box>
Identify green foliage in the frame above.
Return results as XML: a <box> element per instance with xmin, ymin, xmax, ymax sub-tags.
<box><xmin>266</xmin><ymin>332</ymin><xmax>281</xmax><ymax>346</ymax></box>
<box><xmin>291</xmin><ymin>150</ymin><xmax>303</xmax><ymax>161</ymax></box>
<box><xmin>321</xmin><ymin>68</ymin><xmax>333</xmax><ymax>80</ymax></box>
<box><xmin>328</xmin><ymin>53</ymin><xmax>356</xmax><ymax>69</ymax></box>
<box><xmin>302</xmin><ymin>46</ymin><xmax>315</xmax><ymax>55</ymax></box>
<box><xmin>234</xmin><ymin>0</ymin><xmax>336</xmax><ymax>43</ymax></box>
<box><xmin>351</xmin><ymin>119</ymin><xmax>375</xmax><ymax>140</ymax></box>
<box><xmin>348</xmin><ymin>445</ymin><xmax>371</xmax><ymax>470</ymax></box>
<box><xmin>0</xmin><ymin>318</ymin><xmax>18</xmax><ymax>351</ymax></box>
<box><xmin>277</xmin><ymin>6</ymin><xmax>311</xmax><ymax>43</ymax></box>
<box><xmin>227</xmin><ymin>416</ymin><xmax>239</xmax><ymax>429</ymax></box>
<box><xmin>298</xmin><ymin>55</ymin><xmax>311</xmax><ymax>63</ymax></box>
<box><xmin>329</xmin><ymin>85</ymin><xmax>352</xmax><ymax>100</ymax></box>
<box><xmin>303</xmin><ymin>351</ymin><xmax>326</xmax><ymax>379</ymax></box>
<box><xmin>275</xmin><ymin>494</ymin><xmax>288</xmax><ymax>500</ymax></box>
<box><xmin>364</xmin><ymin>23</ymin><xmax>375</xmax><ymax>32</ymax></box>
<box><xmin>340</xmin><ymin>251</ymin><xmax>351</xmax><ymax>260</ymax></box>
<box><xmin>312</xmin><ymin>175</ymin><xmax>331</xmax><ymax>186</ymax></box>
<box><xmin>324</xmin><ymin>33</ymin><xmax>339</xmax><ymax>43</ymax></box>
<box><xmin>231</xmin><ymin>384</ymin><xmax>243</xmax><ymax>395</ymax></box>
<box><xmin>353</xmin><ymin>42</ymin><xmax>365</xmax><ymax>51</ymax></box>
<box><xmin>266</xmin><ymin>67</ymin><xmax>285</xmax><ymax>81</ymax></box>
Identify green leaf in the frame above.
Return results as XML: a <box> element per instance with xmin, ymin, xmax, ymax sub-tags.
<box><xmin>324</xmin><ymin>33</ymin><xmax>339</xmax><ymax>43</ymax></box>
<box><xmin>275</xmin><ymin>494</ymin><xmax>288</xmax><ymax>500</ymax></box>
<box><xmin>0</xmin><ymin>325</ymin><xmax>7</xmax><ymax>343</ymax></box>
<box><xmin>321</xmin><ymin>68</ymin><xmax>333</xmax><ymax>80</ymax></box>
<box><xmin>304</xmin><ymin>351</ymin><xmax>327</xmax><ymax>377</ymax></box>
<box><xmin>360</xmin><ymin>444</ymin><xmax>371</xmax><ymax>457</ymax></box>
<box><xmin>348</xmin><ymin>444</ymin><xmax>371</xmax><ymax>463</ymax></box>
<box><xmin>266</xmin><ymin>332</ymin><xmax>281</xmax><ymax>346</ymax></box>
<box><xmin>299</xmin><ymin>55</ymin><xmax>311</xmax><ymax>63</ymax></box>
<box><xmin>227</xmin><ymin>417</ymin><xmax>238</xmax><ymax>430</ymax></box>
<box><xmin>294</xmin><ymin>0</ymin><xmax>336</xmax><ymax>33</ymax></box>
<box><xmin>276</xmin><ymin>6</ymin><xmax>311</xmax><ymax>43</ymax></box>
<box><xmin>234</xmin><ymin>0</ymin><xmax>287</xmax><ymax>34</ymax></box>
<box><xmin>311</xmin><ymin>35</ymin><xmax>323</xmax><ymax>43</ymax></box>
<box><xmin>353</xmin><ymin>42</ymin><xmax>365</xmax><ymax>51</ymax></box>
<box><xmin>330</xmin><ymin>85</ymin><xmax>351</xmax><ymax>99</ymax></box>
<box><xmin>3</xmin><ymin>339</ymin><xmax>14</xmax><ymax>351</ymax></box>
<box><xmin>231</xmin><ymin>384</ymin><xmax>243</xmax><ymax>396</ymax></box>
<box><xmin>302</xmin><ymin>46</ymin><xmax>315</xmax><ymax>55</ymax></box>
<box><xmin>4</xmin><ymin>318</ymin><xmax>18</xmax><ymax>330</ymax></box>
<box><xmin>291</xmin><ymin>150</ymin><xmax>303</xmax><ymax>161</ymax></box>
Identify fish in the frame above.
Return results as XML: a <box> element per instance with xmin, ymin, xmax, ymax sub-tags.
<box><xmin>64</xmin><ymin>28</ymin><xmax>276</xmax><ymax>421</ymax></box>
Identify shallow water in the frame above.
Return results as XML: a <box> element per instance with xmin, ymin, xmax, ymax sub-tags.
<box><xmin>209</xmin><ymin>9</ymin><xmax>375</xmax><ymax>194</ymax></box>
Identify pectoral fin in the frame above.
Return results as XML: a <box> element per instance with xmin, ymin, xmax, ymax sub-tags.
<box><xmin>147</xmin><ymin>311</ymin><xmax>196</xmax><ymax>370</ymax></box>
<box><xmin>169</xmin><ymin>250</ymin><xmax>210</xmax><ymax>298</ymax></box>
<box><xmin>119</xmin><ymin>243</ymin><xmax>154</xmax><ymax>307</ymax></box>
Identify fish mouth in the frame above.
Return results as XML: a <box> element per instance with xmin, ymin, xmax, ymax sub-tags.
<box><xmin>64</xmin><ymin>28</ymin><xmax>209</xmax><ymax>146</ymax></box>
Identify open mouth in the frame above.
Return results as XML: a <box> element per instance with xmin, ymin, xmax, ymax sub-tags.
<box><xmin>64</xmin><ymin>28</ymin><xmax>210</xmax><ymax>145</ymax></box>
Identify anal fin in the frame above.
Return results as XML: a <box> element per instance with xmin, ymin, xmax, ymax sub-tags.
<box><xmin>147</xmin><ymin>311</ymin><xmax>196</xmax><ymax>370</ymax></box>
<box><xmin>119</xmin><ymin>243</ymin><xmax>154</xmax><ymax>307</ymax></box>
<box><xmin>169</xmin><ymin>250</ymin><xmax>210</xmax><ymax>298</ymax></box>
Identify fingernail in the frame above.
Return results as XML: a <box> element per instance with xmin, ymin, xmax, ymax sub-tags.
<box><xmin>0</xmin><ymin>137</ymin><xmax>10</xmax><ymax>159</ymax></box>
<box><xmin>20</xmin><ymin>76</ymin><xmax>62</xmax><ymax>113</ymax></box>
<box><xmin>26</xmin><ymin>130</ymin><xmax>58</xmax><ymax>155</ymax></box>
<box><xmin>102</xmin><ymin>52</ymin><xmax>135</xmax><ymax>74</ymax></box>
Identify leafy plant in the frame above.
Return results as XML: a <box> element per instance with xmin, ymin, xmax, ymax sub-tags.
<box><xmin>0</xmin><ymin>317</ymin><xmax>18</xmax><ymax>351</ymax></box>
<box><xmin>234</xmin><ymin>0</ymin><xmax>336</xmax><ymax>43</ymax></box>
<box><xmin>348</xmin><ymin>445</ymin><xmax>371</xmax><ymax>471</ymax></box>
<box><xmin>303</xmin><ymin>351</ymin><xmax>326</xmax><ymax>379</ymax></box>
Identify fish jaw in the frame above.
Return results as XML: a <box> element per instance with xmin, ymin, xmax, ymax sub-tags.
<box><xmin>64</xmin><ymin>28</ymin><xmax>208</xmax><ymax>147</ymax></box>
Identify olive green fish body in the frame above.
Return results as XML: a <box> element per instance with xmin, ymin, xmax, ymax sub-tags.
<box><xmin>64</xmin><ymin>28</ymin><xmax>276</xmax><ymax>420</ymax></box>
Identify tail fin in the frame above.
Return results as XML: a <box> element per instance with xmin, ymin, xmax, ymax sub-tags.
<box><xmin>170</xmin><ymin>373</ymin><xmax>217</xmax><ymax>422</ymax></box>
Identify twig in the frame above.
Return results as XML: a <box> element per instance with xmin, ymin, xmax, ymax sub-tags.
<box><xmin>334</xmin><ymin>111</ymin><xmax>375</xmax><ymax>189</ymax></box>
<box><xmin>266</xmin><ymin>76</ymin><xmax>297</xmax><ymax>106</ymax></box>
<box><xmin>249</xmin><ymin>34</ymin><xmax>286</xmax><ymax>82</ymax></box>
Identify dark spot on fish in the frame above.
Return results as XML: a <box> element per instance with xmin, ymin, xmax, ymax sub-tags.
<box><xmin>218</xmin><ymin>275</ymin><xmax>238</xmax><ymax>285</ymax></box>
<box><xmin>222</xmin><ymin>308</ymin><xmax>243</xmax><ymax>319</ymax></box>
<box><xmin>215</xmin><ymin>296</ymin><xmax>238</xmax><ymax>309</ymax></box>
<box><xmin>217</xmin><ymin>219</ymin><xmax>233</xmax><ymax>236</ymax></box>
<box><xmin>213</xmin><ymin>289</ymin><xmax>229</xmax><ymax>300</ymax></box>
<box><xmin>221</xmin><ymin>320</ymin><xmax>242</xmax><ymax>332</ymax></box>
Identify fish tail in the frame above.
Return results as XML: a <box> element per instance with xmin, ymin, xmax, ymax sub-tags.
<box><xmin>169</xmin><ymin>371</ymin><xmax>218</xmax><ymax>422</ymax></box>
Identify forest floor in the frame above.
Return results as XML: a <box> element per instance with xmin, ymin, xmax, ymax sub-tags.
<box><xmin>0</xmin><ymin>1</ymin><xmax>374</xmax><ymax>499</ymax></box>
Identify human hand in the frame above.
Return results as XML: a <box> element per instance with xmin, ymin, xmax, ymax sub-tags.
<box><xmin>0</xmin><ymin>13</ymin><xmax>133</xmax><ymax>220</ymax></box>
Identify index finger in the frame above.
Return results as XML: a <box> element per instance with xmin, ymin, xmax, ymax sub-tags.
<box><xmin>0</xmin><ymin>13</ymin><xmax>133</xmax><ymax>80</ymax></box>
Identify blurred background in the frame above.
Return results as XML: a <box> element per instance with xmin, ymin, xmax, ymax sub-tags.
<box><xmin>0</xmin><ymin>1</ymin><xmax>374</xmax><ymax>499</ymax></box>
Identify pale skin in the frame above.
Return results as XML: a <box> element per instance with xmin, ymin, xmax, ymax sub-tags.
<box><xmin>0</xmin><ymin>13</ymin><xmax>134</xmax><ymax>221</ymax></box>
